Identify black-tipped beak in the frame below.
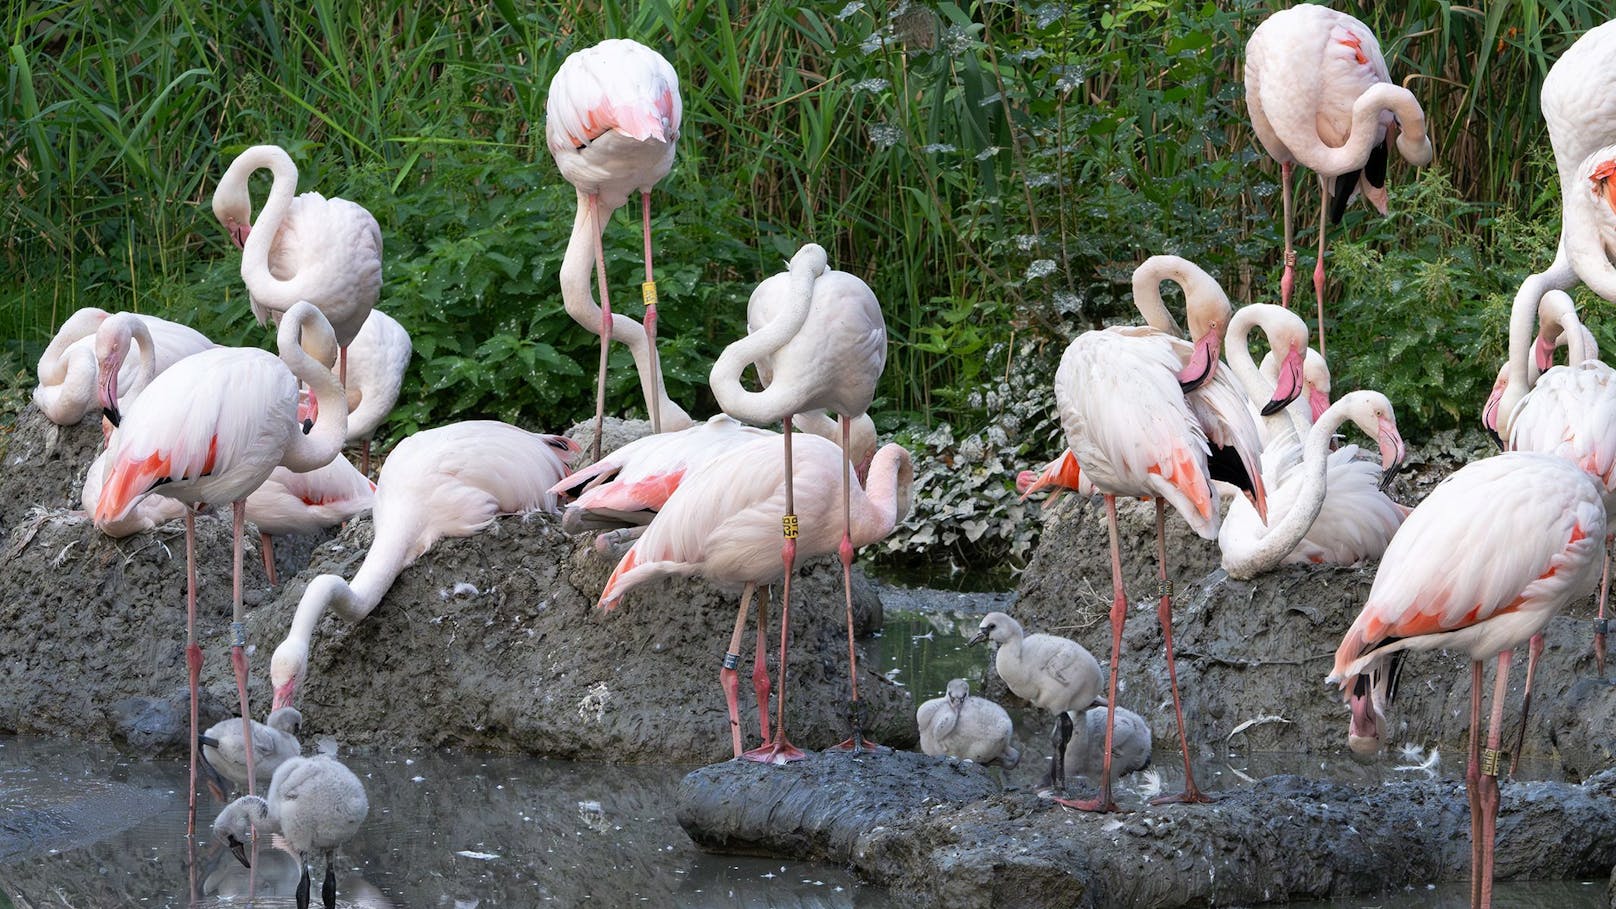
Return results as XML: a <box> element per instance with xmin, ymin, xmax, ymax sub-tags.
<box><xmin>102</xmin><ymin>406</ymin><xmax>120</xmax><ymax>428</ymax></box>
<box><xmin>1377</xmin><ymin>462</ymin><xmax>1403</xmax><ymax>493</ymax></box>
<box><xmin>228</xmin><ymin>834</ymin><xmax>250</xmax><ymax>868</ymax></box>
<box><xmin>302</xmin><ymin>417</ymin><xmax>314</xmax><ymax>435</ymax></box>
<box><xmin>1259</xmin><ymin>398</ymin><xmax>1287</xmax><ymax>417</ymax></box>
<box><xmin>966</xmin><ymin>631</ymin><xmax>988</xmax><ymax>646</ymax></box>
<box><xmin>1486</xmin><ymin>428</ymin><xmax>1503</xmax><ymax>451</ymax></box>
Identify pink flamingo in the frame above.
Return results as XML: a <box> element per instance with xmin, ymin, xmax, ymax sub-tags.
<box><xmin>34</xmin><ymin>309</ymin><xmax>212</xmax><ymax>427</ymax></box>
<box><xmin>1051</xmin><ymin>257</ymin><xmax>1279</xmax><ymax>811</ymax></box>
<box><xmin>1330</xmin><ymin>451</ymin><xmax>1605</xmax><ymax>909</ymax></box>
<box><xmin>597</xmin><ymin>432</ymin><xmax>913</xmax><ymax>761</ymax></box>
<box><xmin>212</xmin><ymin>145</ymin><xmax>381</xmax><ymax>387</ymax></box>
<box><xmin>245</xmin><ymin>458</ymin><xmax>376</xmax><ymax>586</ymax></box>
<box><xmin>341</xmin><ymin>308</ymin><xmax>411</xmax><ymax>476</ymax></box>
<box><xmin>548</xmin><ymin>38</ymin><xmax>687</xmax><ymax>454</ymax></box>
<box><xmin>269</xmin><ymin>421</ymin><xmax>576</xmax><ymax>710</ymax></box>
<box><xmin>92</xmin><ymin>302</ymin><xmax>348</xmax><ymax>834</ymax></box>
<box><xmin>709</xmin><ymin>243</ymin><xmax>888</xmax><ymax>758</ymax></box>
<box><xmin>1244</xmin><ymin>4</ymin><xmax>1433</xmax><ymax>355</ymax></box>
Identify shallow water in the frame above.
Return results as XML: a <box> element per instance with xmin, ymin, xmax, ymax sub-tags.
<box><xmin>0</xmin><ymin>736</ymin><xmax>890</xmax><ymax>907</ymax></box>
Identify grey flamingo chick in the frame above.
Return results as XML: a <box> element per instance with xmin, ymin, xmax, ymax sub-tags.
<box><xmin>199</xmin><ymin>707</ymin><xmax>302</xmax><ymax>798</ymax></box>
<box><xmin>214</xmin><ymin>753</ymin><xmax>368</xmax><ymax>909</ymax></box>
<box><xmin>968</xmin><ymin>611</ymin><xmax>1101</xmax><ymax>798</ymax></box>
<box><xmin>916</xmin><ymin>678</ymin><xmax>1020</xmax><ymax>767</ymax></box>
<box><xmin>1045</xmin><ymin>704</ymin><xmax>1153</xmax><ymax>789</ymax></box>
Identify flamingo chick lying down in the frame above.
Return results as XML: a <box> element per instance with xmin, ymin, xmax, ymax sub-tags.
<box><xmin>269</xmin><ymin>421</ymin><xmax>578</xmax><ymax>710</ymax></box>
<box><xmin>916</xmin><ymin>678</ymin><xmax>1019</xmax><ymax>768</ymax></box>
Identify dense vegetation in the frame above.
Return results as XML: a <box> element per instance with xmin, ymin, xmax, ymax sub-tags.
<box><xmin>3</xmin><ymin>1</ymin><xmax>1611</xmax><ymax>570</ymax></box>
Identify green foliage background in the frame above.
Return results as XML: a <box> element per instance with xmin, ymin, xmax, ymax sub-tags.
<box><xmin>2</xmin><ymin>0</ymin><xmax>1611</xmax><ymax>564</ymax></box>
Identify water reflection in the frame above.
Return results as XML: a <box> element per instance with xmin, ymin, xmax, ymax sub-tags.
<box><xmin>0</xmin><ymin>737</ymin><xmax>889</xmax><ymax>908</ymax></box>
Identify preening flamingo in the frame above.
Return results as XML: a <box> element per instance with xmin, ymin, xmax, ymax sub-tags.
<box><xmin>597</xmin><ymin>433</ymin><xmax>913</xmax><ymax>761</ymax></box>
<box><xmin>33</xmin><ymin>309</ymin><xmax>212</xmax><ymax>426</ymax></box>
<box><xmin>968</xmin><ymin>612</ymin><xmax>1100</xmax><ymax>794</ymax></box>
<box><xmin>269</xmin><ymin>421</ymin><xmax>576</xmax><ymax>710</ymax></box>
<box><xmin>709</xmin><ymin>242</ymin><xmax>888</xmax><ymax>758</ymax></box>
<box><xmin>93</xmin><ymin>301</ymin><xmax>347</xmax><ymax>833</ymax></box>
<box><xmin>1051</xmin><ymin>259</ymin><xmax>1279</xmax><ymax>810</ymax></box>
<box><xmin>341</xmin><ymin>308</ymin><xmax>412</xmax><ymax>475</ymax></box>
<box><xmin>245</xmin><ymin>458</ymin><xmax>376</xmax><ymax>586</ymax></box>
<box><xmin>1244</xmin><ymin>4</ymin><xmax>1433</xmax><ymax>354</ymax></box>
<box><xmin>212</xmin><ymin>144</ymin><xmax>382</xmax><ymax>384</ymax></box>
<box><xmin>1329</xmin><ymin>451</ymin><xmax>1605</xmax><ymax>909</ymax></box>
<box><xmin>1260</xmin><ymin>345</ymin><xmax>1333</xmax><ymax>427</ymax></box>
<box><xmin>915</xmin><ymin>678</ymin><xmax>1020</xmax><ymax>768</ymax></box>
<box><xmin>214</xmin><ymin>754</ymin><xmax>368</xmax><ymax>909</ymax></box>
<box><xmin>548</xmin><ymin>38</ymin><xmax>686</xmax><ymax>453</ymax></box>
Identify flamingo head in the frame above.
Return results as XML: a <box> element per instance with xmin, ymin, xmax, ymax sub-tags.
<box><xmin>1176</xmin><ymin>324</ymin><xmax>1221</xmax><ymax>392</ymax></box>
<box><xmin>1337</xmin><ymin>391</ymin><xmax>1405</xmax><ymax>488</ymax></box>
<box><xmin>1345</xmin><ymin>672</ymin><xmax>1385</xmax><ymax>761</ymax></box>
<box><xmin>968</xmin><ymin>611</ymin><xmax>1019</xmax><ymax>647</ymax></box>
<box><xmin>849</xmin><ymin>415</ymin><xmax>879</xmax><ymax>486</ymax></box>
<box><xmin>946</xmin><ymin>678</ymin><xmax>969</xmax><ymax>708</ymax></box>
<box><xmin>1481</xmin><ymin>363</ymin><xmax>1510</xmax><ymax>449</ymax></box>
<box><xmin>93</xmin><ymin>318</ymin><xmax>134</xmax><ymax>427</ymax></box>
<box><xmin>1301</xmin><ymin>348</ymin><xmax>1333</xmax><ymax>424</ymax></box>
<box><xmin>211</xmin><ymin>176</ymin><xmax>253</xmax><ymax>250</ymax></box>
<box><xmin>269</xmin><ymin>636</ymin><xmax>307</xmax><ymax>712</ymax></box>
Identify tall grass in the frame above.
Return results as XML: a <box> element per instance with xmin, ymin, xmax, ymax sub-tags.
<box><xmin>1</xmin><ymin>0</ymin><xmax>1605</xmax><ymax>437</ymax></box>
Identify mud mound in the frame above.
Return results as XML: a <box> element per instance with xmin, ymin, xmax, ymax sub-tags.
<box><xmin>679</xmin><ymin>754</ymin><xmax>1616</xmax><ymax>908</ymax></box>
<box><xmin>0</xmin><ymin>409</ymin><xmax>103</xmax><ymax>534</ymax></box>
<box><xmin>246</xmin><ymin>510</ymin><xmax>913</xmax><ymax>763</ymax></box>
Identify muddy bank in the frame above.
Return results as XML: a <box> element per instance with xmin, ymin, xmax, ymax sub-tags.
<box><xmin>0</xmin><ymin>407</ymin><xmax>912</xmax><ymax>763</ymax></box>
<box><xmin>679</xmin><ymin>754</ymin><xmax>1616</xmax><ymax>908</ymax></box>
<box><xmin>1006</xmin><ymin>443</ymin><xmax>1613</xmax><ymax>772</ymax></box>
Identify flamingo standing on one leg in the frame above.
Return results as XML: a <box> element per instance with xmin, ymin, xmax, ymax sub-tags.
<box><xmin>548</xmin><ymin>38</ymin><xmax>688</xmax><ymax>456</ymax></box>
<box><xmin>1244</xmin><ymin>4</ymin><xmax>1433</xmax><ymax>355</ymax></box>
<box><xmin>212</xmin><ymin>144</ymin><xmax>381</xmax><ymax>386</ymax></box>
<box><xmin>269</xmin><ymin>421</ymin><xmax>576</xmax><ymax>710</ymax></box>
<box><xmin>710</xmin><ymin>243</ymin><xmax>888</xmax><ymax>758</ymax></box>
<box><xmin>1330</xmin><ymin>451</ymin><xmax>1605</xmax><ymax>909</ymax></box>
<box><xmin>597</xmin><ymin>433</ymin><xmax>913</xmax><ymax>760</ymax></box>
<box><xmin>93</xmin><ymin>302</ymin><xmax>348</xmax><ymax>835</ymax></box>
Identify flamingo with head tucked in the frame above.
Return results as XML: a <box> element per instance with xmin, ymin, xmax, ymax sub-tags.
<box><xmin>1244</xmin><ymin>5</ymin><xmax>1433</xmax><ymax>354</ymax></box>
<box><xmin>34</xmin><ymin>309</ymin><xmax>213</xmax><ymax>428</ymax></box>
<box><xmin>212</xmin><ymin>144</ymin><xmax>381</xmax><ymax>386</ymax></box>
<box><xmin>92</xmin><ymin>302</ymin><xmax>347</xmax><ymax>834</ymax></box>
<box><xmin>708</xmin><ymin>243</ymin><xmax>888</xmax><ymax>759</ymax></box>
<box><xmin>1330</xmin><ymin>450</ymin><xmax>1605</xmax><ymax>909</ymax></box>
<box><xmin>548</xmin><ymin>38</ymin><xmax>688</xmax><ymax>454</ymax></box>
<box><xmin>341</xmin><ymin>308</ymin><xmax>411</xmax><ymax>475</ymax></box>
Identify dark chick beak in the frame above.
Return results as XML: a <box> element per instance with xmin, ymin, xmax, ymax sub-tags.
<box><xmin>228</xmin><ymin>833</ymin><xmax>251</xmax><ymax>868</ymax></box>
<box><xmin>966</xmin><ymin>630</ymin><xmax>988</xmax><ymax>646</ymax></box>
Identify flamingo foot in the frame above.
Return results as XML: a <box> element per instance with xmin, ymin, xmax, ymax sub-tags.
<box><xmin>828</xmin><ymin>697</ymin><xmax>886</xmax><ymax>753</ymax></box>
<box><xmin>1052</xmin><ymin>795</ymin><xmax>1121</xmax><ymax>813</ymax></box>
<box><xmin>741</xmin><ymin>737</ymin><xmax>807</xmax><ymax>765</ymax></box>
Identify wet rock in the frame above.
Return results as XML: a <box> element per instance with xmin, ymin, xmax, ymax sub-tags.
<box><xmin>106</xmin><ymin>686</ymin><xmax>233</xmax><ymax>756</ymax></box>
<box><xmin>680</xmin><ymin>752</ymin><xmax>1616</xmax><ymax>908</ymax></box>
<box><xmin>677</xmin><ymin>749</ymin><xmax>1002</xmax><ymax>862</ymax></box>
<box><xmin>251</xmin><ymin>512</ymin><xmax>912</xmax><ymax>762</ymax></box>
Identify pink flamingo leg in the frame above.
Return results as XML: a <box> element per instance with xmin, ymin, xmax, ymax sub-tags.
<box><xmin>1054</xmin><ymin>495</ymin><xmax>1124</xmax><ymax>813</ymax></box>
<box><xmin>1314</xmin><ymin>184</ymin><xmax>1329</xmax><ymax>358</ymax></box>
<box><xmin>1147</xmin><ymin>500</ymin><xmax>1214</xmax><ymax>805</ymax></box>
<box><xmin>641</xmin><ymin>189</ymin><xmax>662</xmax><ymax>435</ymax></box>
<box><xmin>1279</xmin><ymin>160</ymin><xmax>1296</xmax><ymax>309</ymax></box>
<box><xmin>231</xmin><ymin>501</ymin><xmax>256</xmax><ymax>795</ymax></box>
<box><xmin>589</xmin><ymin>193</ymin><xmax>614</xmax><ymax>462</ymax></box>
<box><xmin>754</xmin><ymin>586</ymin><xmax>772</xmax><ymax>745</ymax></box>
<box><xmin>1508</xmin><ymin>632</ymin><xmax>1544</xmax><ymax>776</ymax></box>
<box><xmin>721</xmin><ymin>582</ymin><xmax>758</xmax><ymax>758</ymax></box>
<box><xmin>833</xmin><ymin>416</ymin><xmax>881</xmax><ymax>753</ymax></box>
<box><xmin>1597</xmin><ymin>541</ymin><xmax>1611</xmax><ymax>677</ymax></box>
<box><xmin>360</xmin><ymin>439</ymin><xmax>372</xmax><ymax>478</ymax></box>
<box><xmin>184</xmin><ymin>508</ymin><xmax>202</xmax><ymax>836</ymax></box>
<box><xmin>339</xmin><ymin>346</ymin><xmax>349</xmax><ymax>389</ymax></box>
<box><xmin>1466</xmin><ymin>660</ymin><xmax>1484</xmax><ymax>909</ymax></box>
<box><xmin>743</xmin><ymin>418</ymin><xmax>806</xmax><ymax>764</ymax></box>
<box><xmin>1477</xmin><ymin>650</ymin><xmax>1513</xmax><ymax>909</ymax></box>
<box><xmin>260</xmin><ymin>531</ymin><xmax>277</xmax><ymax>587</ymax></box>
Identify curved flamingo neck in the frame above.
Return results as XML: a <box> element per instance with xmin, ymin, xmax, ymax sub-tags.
<box><xmin>1564</xmin><ymin>168</ymin><xmax>1616</xmax><ymax>300</ymax></box>
<box><xmin>276</xmin><ymin>305</ymin><xmax>348</xmax><ymax>472</ymax></box>
<box><xmin>1225</xmin><ymin>307</ymin><xmax>1307</xmax><ymax>445</ymax></box>
<box><xmin>233</xmin><ymin>146</ymin><xmax>316</xmax><ymax>309</ymax></box>
<box><xmin>1219</xmin><ymin>399</ymin><xmax>1357</xmax><ymax>577</ymax></box>
<box><xmin>853</xmin><ymin>444</ymin><xmax>914</xmax><ymax>545</ymax></box>
<box><xmin>559</xmin><ymin>190</ymin><xmax>693</xmax><ymax>430</ymax></box>
<box><xmin>1499</xmin><ymin>261</ymin><xmax>1578</xmax><ymax>435</ymax></box>
<box><xmin>37</xmin><ymin>308</ymin><xmax>107</xmax><ymax>384</ymax></box>
<box><xmin>709</xmin><ymin>244</ymin><xmax>828</xmax><ymax>424</ymax></box>
<box><xmin>102</xmin><ymin>315</ymin><xmax>159</xmax><ymax>402</ymax></box>
<box><xmin>1299</xmin><ymin>83</ymin><xmax>1431</xmax><ymax>176</ymax></box>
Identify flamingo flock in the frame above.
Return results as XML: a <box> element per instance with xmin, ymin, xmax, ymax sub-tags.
<box><xmin>19</xmin><ymin>13</ymin><xmax>1616</xmax><ymax>909</ymax></box>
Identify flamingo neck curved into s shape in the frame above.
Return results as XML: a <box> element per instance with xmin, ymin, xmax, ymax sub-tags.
<box><xmin>275</xmin><ymin>303</ymin><xmax>348</xmax><ymax>472</ymax></box>
<box><xmin>709</xmin><ymin>244</ymin><xmax>829</xmax><ymax>425</ymax></box>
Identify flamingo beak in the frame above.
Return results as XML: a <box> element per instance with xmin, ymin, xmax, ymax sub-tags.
<box><xmin>1532</xmin><ymin>332</ymin><xmax>1557</xmax><ymax>374</ymax></box>
<box><xmin>966</xmin><ymin>630</ymin><xmax>988</xmax><ymax>646</ymax></box>
<box><xmin>1376</xmin><ymin>416</ymin><xmax>1407</xmax><ymax>492</ymax></box>
<box><xmin>272</xmin><ymin>678</ymin><xmax>296</xmax><ymax>712</ymax></box>
<box><xmin>1262</xmin><ymin>343</ymin><xmax>1305</xmax><ymax>416</ymax></box>
<box><xmin>98</xmin><ymin>362</ymin><xmax>121</xmax><ymax>428</ymax></box>
<box><xmin>1308</xmin><ymin>387</ymin><xmax>1331</xmax><ymax>425</ymax></box>
<box><xmin>227</xmin><ymin>834</ymin><xmax>251</xmax><ymax>868</ymax></box>
<box><xmin>1176</xmin><ymin>331</ymin><xmax>1220</xmax><ymax>392</ymax></box>
<box><xmin>1481</xmin><ymin>384</ymin><xmax>1505</xmax><ymax>450</ymax></box>
<box><xmin>229</xmin><ymin>223</ymin><xmax>249</xmax><ymax>250</ymax></box>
